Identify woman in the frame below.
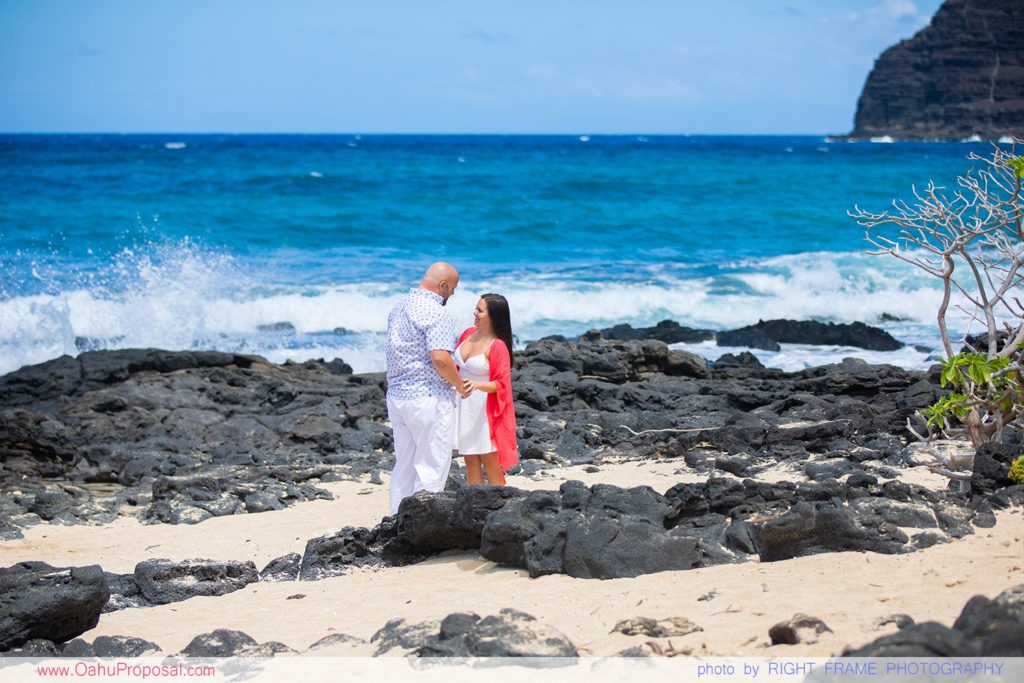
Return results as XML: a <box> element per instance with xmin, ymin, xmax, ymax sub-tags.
<box><xmin>453</xmin><ymin>293</ymin><xmax>518</xmax><ymax>485</ymax></box>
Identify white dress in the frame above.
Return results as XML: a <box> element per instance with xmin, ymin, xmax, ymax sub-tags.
<box><xmin>454</xmin><ymin>340</ymin><xmax>495</xmax><ymax>455</ymax></box>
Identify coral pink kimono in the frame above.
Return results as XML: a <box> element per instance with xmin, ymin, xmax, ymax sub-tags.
<box><xmin>457</xmin><ymin>327</ymin><xmax>519</xmax><ymax>472</ymax></box>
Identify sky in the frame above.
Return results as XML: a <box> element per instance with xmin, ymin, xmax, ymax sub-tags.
<box><xmin>0</xmin><ymin>0</ymin><xmax>944</xmax><ymax>135</ymax></box>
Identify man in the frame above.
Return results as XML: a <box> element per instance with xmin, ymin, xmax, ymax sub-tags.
<box><xmin>385</xmin><ymin>261</ymin><xmax>467</xmax><ymax>515</ymax></box>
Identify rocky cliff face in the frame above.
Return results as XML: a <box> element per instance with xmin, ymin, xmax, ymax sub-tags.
<box><xmin>850</xmin><ymin>0</ymin><xmax>1024</xmax><ymax>140</ymax></box>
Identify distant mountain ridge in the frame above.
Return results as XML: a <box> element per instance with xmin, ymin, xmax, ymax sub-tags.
<box><xmin>849</xmin><ymin>0</ymin><xmax>1024</xmax><ymax>141</ymax></box>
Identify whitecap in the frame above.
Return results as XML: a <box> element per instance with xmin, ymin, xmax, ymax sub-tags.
<box><xmin>870</xmin><ymin>136</ymin><xmax>894</xmax><ymax>144</ymax></box>
<box><xmin>0</xmin><ymin>247</ymin><xmax>986</xmax><ymax>377</ymax></box>
<box><xmin>673</xmin><ymin>338</ymin><xmax>937</xmax><ymax>373</ymax></box>
<box><xmin>164</xmin><ymin>142</ymin><xmax>187</xmax><ymax>150</ymax></box>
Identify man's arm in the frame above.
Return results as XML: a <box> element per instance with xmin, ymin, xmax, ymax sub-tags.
<box><xmin>430</xmin><ymin>349</ymin><xmax>469</xmax><ymax>397</ymax></box>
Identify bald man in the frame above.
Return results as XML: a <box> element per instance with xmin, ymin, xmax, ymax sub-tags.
<box><xmin>384</xmin><ymin>262</ymin><xmax>467</xmax><ymax>514</ymax></box>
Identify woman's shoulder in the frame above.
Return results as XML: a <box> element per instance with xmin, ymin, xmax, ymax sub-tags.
<box><xmin>487</xmin><ymin>337</ymin><xmax>510</xmax><ymax>361</ymax></box>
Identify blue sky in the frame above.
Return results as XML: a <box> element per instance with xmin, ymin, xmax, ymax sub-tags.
<box><xmin>0</xmin><ymin>0</ymin><xmax>943</xmax><ymax>135</ymax></box>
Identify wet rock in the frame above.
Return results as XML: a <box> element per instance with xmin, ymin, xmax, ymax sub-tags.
<box><xmin>716</xmin><ymin>327</ymin><xmax>780</xmax><ymax>352</ymax></box>
<box><xmin>732</xmin><ymin>320</ymin><xmax>903</xmax><ymax>351</ymax></box>
<box><xmin>600</xmin><ymin>320</ymin><xmax>715</xmax><ymax>345</ymax></box>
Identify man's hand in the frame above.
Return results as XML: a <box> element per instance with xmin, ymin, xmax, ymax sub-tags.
<box><xmin>430</xmin><ymin>349</ymin><xmax>469</xmax><ymax>398</ymax></box>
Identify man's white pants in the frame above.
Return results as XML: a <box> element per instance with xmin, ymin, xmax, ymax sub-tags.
<box><xmin>387</xmin><ymin>394</ymin><xmax>455</xmax><ymax>515</ymax></box>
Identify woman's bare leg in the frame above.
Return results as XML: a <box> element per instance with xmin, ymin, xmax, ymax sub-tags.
<box><xmin>464</xmin><ymin>454</ymin><xmax>485</xmax><ymax>485</ymax></box>
<box><xmin>481</xmin><ymin>451</ymin><xmax>505</xmax><ymax>485</ymax></box>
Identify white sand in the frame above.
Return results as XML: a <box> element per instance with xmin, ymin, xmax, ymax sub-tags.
<box><xmin>2</xmin><ymin>460</ymin><xmax>1022</xmax><ymax>659</ymax></box>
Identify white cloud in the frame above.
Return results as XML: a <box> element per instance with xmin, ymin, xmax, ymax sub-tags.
<box><xmin>879</xmin><ymin>0</ymin><xmax>921</xmax><ymax>19</ymax></box>
<box><xmin>826</xmin><ymin>0</ymin><xmax>928</xmax><ymax>26</ymax></box>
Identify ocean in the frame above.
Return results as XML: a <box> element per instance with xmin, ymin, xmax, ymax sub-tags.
<box><xmin>0</xmin><ymin>134</ymin><xmax>1005</xmax><ymax>377</ymax></box>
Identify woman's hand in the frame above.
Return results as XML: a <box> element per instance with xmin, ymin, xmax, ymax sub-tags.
<box><xmin>461</xmin><ymin>378</ymin><xmax>477</xmax><ymax>396</ymax></box>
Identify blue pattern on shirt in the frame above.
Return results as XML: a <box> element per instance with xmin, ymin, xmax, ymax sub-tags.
<box><xmin>386</xmin><ymin>288</ymin><xmax>456</xmax><ymax>399</ymax></box>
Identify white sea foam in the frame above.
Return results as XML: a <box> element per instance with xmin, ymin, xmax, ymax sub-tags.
<box><xmin>678</xmin><ymin>339</ymin><xmax>938</xmax><ymax>372</ymax></box>
<box><xmin>0</xmin><ymin>247</ymin><xmax>987</xmax><ymax>377</ymax></box>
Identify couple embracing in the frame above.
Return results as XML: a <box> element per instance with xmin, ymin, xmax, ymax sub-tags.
<box><xmin>384</xmin><ymin>262</ymin><xmax>518</xmax><ymax>515</ymax></box>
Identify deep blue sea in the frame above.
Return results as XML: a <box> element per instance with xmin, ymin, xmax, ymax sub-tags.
<box><xmin>0</xmin><ymin>134</ymin><xmax>1006</xmax><ymax>377</ymax></box>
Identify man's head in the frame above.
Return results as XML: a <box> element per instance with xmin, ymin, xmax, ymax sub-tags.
<box><xmin>420</xmin><ymin>262</ymin><xmax>459</xmax><ymax>305</ymax></box>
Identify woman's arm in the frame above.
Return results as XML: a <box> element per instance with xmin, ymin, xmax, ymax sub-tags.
<box><xmin>481</xmin><ymin>340</ymin><xmax>512</xmax><ymax>403</ymax></box>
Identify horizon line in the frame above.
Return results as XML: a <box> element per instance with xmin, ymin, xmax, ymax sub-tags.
<box><xmin>1</xmin><ymin>130</ymin><xmax>846</xmax><ymax>137</ymax></box>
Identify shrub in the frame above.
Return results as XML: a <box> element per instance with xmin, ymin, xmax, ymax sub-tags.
<box><xmin>1009</xmin><ymin>455</ymin><xmax>1024</xmax><ymax>485</ymax></box>
<box><xmin>852</xmin><ymin>142</ymin><xmax>1024</xmax><ymax>491</ymax></box>
<box><xmin>853</xmin><ymin>143</ymin><xmax>1024</xmax><ymax>449</ymax></box>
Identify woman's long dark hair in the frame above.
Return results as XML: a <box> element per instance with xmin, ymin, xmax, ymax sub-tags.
<box><xmin>481</xmin><ymin>293</ymin><xmax>514</xmax><ymax>366</ymax></box>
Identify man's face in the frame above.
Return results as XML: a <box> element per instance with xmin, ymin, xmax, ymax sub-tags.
<box><xmin>439</xmin><ymin>277</ymin><xmax>458</xmax><ymax>305</ymax></box>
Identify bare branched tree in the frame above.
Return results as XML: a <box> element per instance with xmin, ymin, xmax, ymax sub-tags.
<box><xmin>850</xmin><ymin>142</ymin><xmax>1024</xmax><ymax>487</ymax></box>
<box><xmin>852</xmin><ymin>143</ymin><xmax>1024</xmax><ymax>360</ymax></box>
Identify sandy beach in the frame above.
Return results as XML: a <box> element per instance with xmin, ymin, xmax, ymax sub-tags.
<box><xmin>4</xmin><ymin>459</ymin><xmax>1022</xmax><ymax>660</ymax></box>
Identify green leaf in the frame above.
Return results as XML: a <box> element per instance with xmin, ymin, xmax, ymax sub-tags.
<box><xmin>1009</xmin><ymin>156</ymin><xmax>1024</xmax><ymax>180</ymax></box>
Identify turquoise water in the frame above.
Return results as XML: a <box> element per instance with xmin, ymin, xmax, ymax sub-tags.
<box><xmin>0</xmin><ymin>134</ymin><xmax>1000</xmax><ymax>375</ymax></box>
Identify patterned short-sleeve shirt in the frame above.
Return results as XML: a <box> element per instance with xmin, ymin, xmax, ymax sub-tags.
<box><xmin>386</xmin><ymin>288</ymin><xmax>456</xmax><ymax>399</ymax></box>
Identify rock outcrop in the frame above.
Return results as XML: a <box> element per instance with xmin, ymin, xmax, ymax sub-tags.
<box><xmin>850</xmin><ymin>0</ymin><xmax>1024</xmax><ymax>140</ymax></box>
<box><xmin>843</xmin><ymin>584</ymin><xmax>1024</xmax><ymax>656</ymax></box>
<box><xmin>0</xmin><ymin>562</ymin><xmax>109</xmax><ymax>651</ymax></box>
<box><xmin>2</xmin><ymin>330</ymin><xmax>1024</xmax><ymax>658</ymax></box>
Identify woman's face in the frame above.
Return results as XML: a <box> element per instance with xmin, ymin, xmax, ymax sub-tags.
<box><xmin>473</xmin><ymin>298</ymin><xmax>492</xmax><ymax>331</ymax></box>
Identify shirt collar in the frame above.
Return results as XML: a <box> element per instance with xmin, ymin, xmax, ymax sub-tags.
<box><xmin>412</xmin><ymin>287</ymin><xmax>443</xmax><ymax>304</ymax></box>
